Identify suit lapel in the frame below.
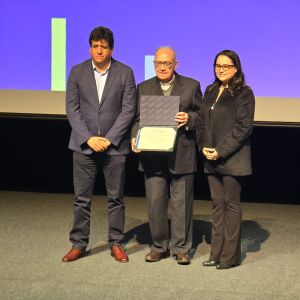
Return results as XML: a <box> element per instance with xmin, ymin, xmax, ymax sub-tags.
<box><xmin>99</xmin><ymin>59</ymin><xmax>116</xmax><ymax>110</ymax></box>
<box><xmin>209</xmin><ymin>85</ymin><xmax>219</xmax><ymax>103</ymax></box>
<box><xmin>153</xmin><ymin>77</ymin><xmax>164</xmax><ymax>95</ymax></box>
<box><xmin>170</xmin><ymin>74</ymin><xmax>183</xmax><ymax>97</ymax></box>
<box><xmin>86</xmin><ymin>60</ymin><xmax>100</xmax><ymax>107</ymax></box>
<box><xmin>216</xmin><ymin>88</ymin><xmax>228</xmax><ymax>104</ymax></box>
<box><xmin>170</xmin><ymin>75</ymin><xmax>184</xmax><ymax>113</ymax></box>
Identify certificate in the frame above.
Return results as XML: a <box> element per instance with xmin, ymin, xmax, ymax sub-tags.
<box><xmin>136</xmin><ymin>95</ymin><xmax>180</xmax><ymax>152</ymax></box>
<box><xmin>136</xmin><ymin>126</ymin><xmax>177</xmax><ymax>152</ymax></box>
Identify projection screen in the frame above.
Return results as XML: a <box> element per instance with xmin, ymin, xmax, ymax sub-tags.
<box><xmin>0</xmin><ymin>0</ymin><xmax>299</xmax><ymax>125</ymax></box>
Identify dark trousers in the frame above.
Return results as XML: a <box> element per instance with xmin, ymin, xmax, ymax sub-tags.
<box><xmin>207</xmin><ymin>174</ymin><xmax>243</xmax><ymax>265</ymax></box>
<box><xmin>144</xmin><ymin>172</ymin><xmax>194</xmax><ymax>255</ymax></box>
<box><xmin>69</xmin><ymin>151</ymin><xmax>126</xmax><ymax>250</ymax></box>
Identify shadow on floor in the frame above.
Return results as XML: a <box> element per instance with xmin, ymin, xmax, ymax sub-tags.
<box><xmin>192</xmin><ymin>219</ymin><xmax>270</xmax><ymax>261</ymax></box>
<box><xmin>87</xmin><ymin>218</ymin><xmax>269</xmax><ymax>262</ymax></box>
<box><xmin>241</xmin><ymin>220</ymin><xmax>270</xmax><ymax>261</ymax></box>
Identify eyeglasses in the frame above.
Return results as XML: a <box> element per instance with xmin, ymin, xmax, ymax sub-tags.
<box><xmin>214</xmin><ymin>64</ymin><xmax>235</xmax><ymax>71</ymax></box>
<box><xmin>153</xmin><ymin>61</ymin><xmax>175</xmax><ymax>68</ymax></box>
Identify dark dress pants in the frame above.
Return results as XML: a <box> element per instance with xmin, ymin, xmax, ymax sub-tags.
<box><xmin>69</xmin><ymin>151</ymin><xmax>126</xmax><ymax>250</ymax></box>
<box><xmin>144</xmin><ymin>172</ymin><xmax>194</xmax><ymax>255</ymax></box>
<box><xmin>207</xmin><ymin>174</ymin><xmax>243</xmax><ymax>265</ymax></box>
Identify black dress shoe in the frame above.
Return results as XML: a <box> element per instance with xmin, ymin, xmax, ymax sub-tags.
<box><xmin>216</xmin><ymin>263</ymin><xmax>239</xmax><ymax>270</ymax></box>
<box><xmin>202</xmin><ymin>260</ymin><xmax>218</xmax><ymax>267</ymax></box>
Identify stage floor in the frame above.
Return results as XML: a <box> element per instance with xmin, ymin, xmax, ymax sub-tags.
<box><xmin>0</xmin><ymin>191</ymin><xmax>299</xmax><ymax>299</ymax></box>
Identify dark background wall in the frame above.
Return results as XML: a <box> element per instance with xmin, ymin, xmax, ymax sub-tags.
<box><xmin>0</xmin><ymin>116</ymin><xmax>299</xmax><ymax>204</ymax></box>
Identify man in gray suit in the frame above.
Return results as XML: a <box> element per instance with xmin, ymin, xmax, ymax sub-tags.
<box><xmin>62</xmin><ymin>26</ymin><xmax>136</xmax><ymax>263</ymax></box>
<box><xmin>131</xmin><ymin>47</ymin><xmax>202</xmax><ymax>265</ymax></box>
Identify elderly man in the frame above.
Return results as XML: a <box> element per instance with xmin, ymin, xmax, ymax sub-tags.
<box><xmin>131</xmin><ymin>47</ymin><xmax>202</xmax><ymax>264</ymax></box>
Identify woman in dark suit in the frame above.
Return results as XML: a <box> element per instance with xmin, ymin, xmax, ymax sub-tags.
<box><xmin>197</xmin><ymin>50</ymin><xmax>255</xmax><ymax>269</ymax></box>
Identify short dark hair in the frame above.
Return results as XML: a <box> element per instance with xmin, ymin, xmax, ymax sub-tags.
<box><xmin>213</xmin><ymin>49</ymin><xmax>245</xmax><ymax>95</ymax></box>
<box><xmin>89</xmin><ymin>26</ymin><xmax>114</xmax><ymax>49</ymax></box>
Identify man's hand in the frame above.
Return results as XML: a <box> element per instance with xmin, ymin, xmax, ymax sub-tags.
<box><xmin>131</xmin><ymin>137</ymin><xmax>141</xmax><ymax>153</ymax></box>
<box><xmin>175</xmin><ymin>112</ymin><xmax>189</xmax><ymax>128</ymax></box>
<box><xmin>87</xmin><ymin>137</ymin><xmax>111</xmax><ymax>152</ymax></box>
<box><xmin>202</xmin><ymin>147</ymin><xmax>220</xmax><ymax>160</ymax></box>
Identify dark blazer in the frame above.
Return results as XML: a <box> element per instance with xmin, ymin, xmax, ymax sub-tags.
<box><xmin>197</xmin><ymin>84</ymin><xmax>255</xmax><ymax>176</ymax></box>
<box><xmin>66</xmin><ymin>58</ymin><xmax>136</xmax><ymax>155</ymax></box>
<box><xmin>132</xmin><ymin>73</ymin><xmax>202</xmax><ymax>175</ymax></box>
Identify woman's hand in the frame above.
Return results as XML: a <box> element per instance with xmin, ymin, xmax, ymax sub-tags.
<box><xmin>202</xmin><ymin>147</ymin><xmax>220</xmax><ymax>160</ymax></box>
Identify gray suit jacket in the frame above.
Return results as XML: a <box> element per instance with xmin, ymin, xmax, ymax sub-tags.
<box><xmin>197</xmin><ymin>84</ymin><xmax>255</xmax><ymax>176</ymax></box>
<box><xmin>66</xmin><ymin>58</ymin><xmax>136</xmax><ymax>155</ymax></box>
<box><xmin>132</xmin><ymin>73</ymin><xmax>202</xmax><ymax>175</ymax></box>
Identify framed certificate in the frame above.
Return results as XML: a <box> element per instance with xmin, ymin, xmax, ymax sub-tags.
<box><xmin>136</xmin><ymin>95</ymin><xmax>180</xmax><ymax>152</ymax></box>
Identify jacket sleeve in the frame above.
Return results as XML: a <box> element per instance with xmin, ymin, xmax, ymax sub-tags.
<box><xmin>215</xmin><ymin>87</ymin><xmax>255</xmax><ymax>159</ymax></box>
<box><xmin>196</xmin><ymin>86</ymin><xmax>210</xmax><ymax>152</ymax></box>
<box><xmin>66</xmin><ymin>66</ymin><xmax>93</xmax><ymax>146</ymax></box>
<box><xmin>105</xmin><ymin>69</ymin><xmax>137</xmax><ymax>147</ymax></box>
<box><xmin>130</xmin><ymin>84</ymin><xmax>141</xmax><ymax>138</ymax></box>
<box><xmin>186</xmin><ymin>81</ymin><xmax>202</xmax><ymax>130</ymax></box>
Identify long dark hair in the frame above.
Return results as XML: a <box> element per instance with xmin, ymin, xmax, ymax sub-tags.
<box><xmin>213</xmin><ymin>50</ymin><xmax>245</xmax><ymax>95</ymax></box>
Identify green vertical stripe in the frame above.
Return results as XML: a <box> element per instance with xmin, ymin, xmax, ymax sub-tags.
<box><xmin>51</xmin><ymin>18</ymin><xmax>66</xmax><ymax>91</ymax></box>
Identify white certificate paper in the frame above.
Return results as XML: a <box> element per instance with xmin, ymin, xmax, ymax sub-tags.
<box><xmin>136</xmin><ymin>126</ymin><xmax>177</xmax><ymax>152</ymax></box>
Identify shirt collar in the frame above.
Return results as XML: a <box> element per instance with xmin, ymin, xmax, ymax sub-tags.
<box><xmin>160</xmin><ymin>75</ymin><xmax>175</xmax><ymax>91</ymax></box>
<box><xmin>92</xmin><ymin>60</ymin><xmax>111</xmax><ymax>75</ymax></box>
<box><xmin>160</xmin><ymin>75</ymin><xmax>175</xmax><ymax>87</ymax></box>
